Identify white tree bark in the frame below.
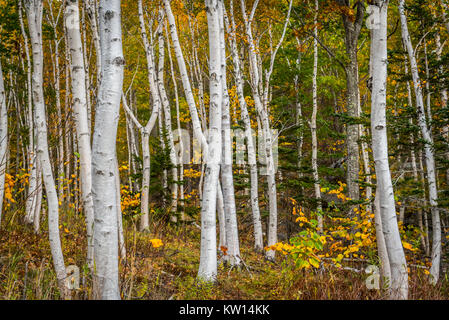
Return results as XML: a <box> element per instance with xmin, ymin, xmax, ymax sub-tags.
<box><xmin>65</xmin><ymin>0</ymin><xmax>96</xmax><ymax>272</ymax></box>
<box><xmin>19</xmin><ymin>0</ymin><xmax>40</xmax><ymax>226</ymax></box>
<box><xmin>86</xmin><ymin>0</ymin><xmax>102</xmax><ymax>90</ymax></box>
<box><xmin>399</xmin><ymin>0</ymin><xmax>441</xmax><ymax>284</ymax></box>
<box><xmin>47</xmin><ymin>0</ymin><xmax>65</xmax><ymax>202</ymax></box>
<box><xmin>218</xmin><ymin>0</ymin><xmax>240</xmax><ymax>266</ymax></box>
<box><xmin>225</xmin><ymin>0</ymin><xmax>263</xmax><ymax>251</ymax></box>
<box><xmin>115</xmin><ymin>157</ymin><xmax>126</xmax><ymax>260</ymax></box>
<box><xmin>24</xmin><ymin>0</ymin><xmax>68</xmax><ymax>297</ymax></box>
<box><xmin>0</xmin><ymin>57</ymin><xmax>7</xmax><ymax>226</ymax></box>
<box><xmin>373</xmin><ymin>189</ymin><xmax>392</xmax><ymax>291</ymax></box>
<box><xmin>240</xmin><ymin>0</ymin><xmax>292</xmax><ymax>260</ymax></box>
<box><xmin>165</xmin><ymin>23</ymin><xmax>185</xmax><ymax>219</ymax></box>
<box><xmin>371</xmin><ymin>0</ymin><xmax>408</xmax><ymax>299</ymax></box>
<box><xmin>157</xmin><ymin>26</ymin><xmax>178</xmax><ymax>216</ymax></box>
<box><xmin>197</xmin><ymin>0</ymin><xmax>223</xmax><ymax>282</ymax></box>
<box><xmin>310</xmin><ymin>0</ymin><xmax>323</xmax><ymax>232</ymax></box>
<box><xmin>92</xmin><ymin>0</ymin><xmax>124</xmax><ymax>300</ymax></box>
<box><xmin>217</xmin><ymin>181</ymin><xmax>226</xmax><ymax>249</ymax></box>
<box><xmin>137</xmin><ymin>0</ymin><xmax>161</xmax><ymax>231</ymax></box>
<box><xmin>163</xmin><ymin>0</ymin><xmax>208</xmax><ymax>152</ymax></box>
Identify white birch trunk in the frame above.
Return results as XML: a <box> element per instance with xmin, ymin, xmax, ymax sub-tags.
<box><xmin>25</xmin><ymin>0</ymin><xmax>68</xmax><ymax>297</ymax></box>
<box><xmin>399</xmin><ymin>0</ymin><xmax>441</xmax><ymax>284</ymax></box>
<box><xmin>166</xmin><ymin>24</ymin><xmax>185</xmax><ymax>219</ymax></box>
<box><xmin>86</xmin><ymin>0</ymin><xmax>102</xmax><ymax>89</ymax></box>
<box><xmin>163</xmin><ymin>0</ymin><xmax>208</xmax><ymax>152</ymax></box>
<box><xmin>47</xmin><ymin>1</ymin><xmax>65</xmax><ymax>201</ymax></box>
<box><xmin>65</xmin><ymin>0</ymin><xmax>95</xmax><ymax>271</ymax></box>
<box><xmin>311</xmin><ymin>0</ymin><xmax>323</xmax><ymax>232</ymax></box>
<box><xmin>19</xmin><ymin>0</ymin><xmax>39</xmax><ymax>225</ymax></box>
<box><xmin>137</xmin><ymin>0</ymin><xmax>161</xmax><ymax>231</ymax></box>
<box><xmin>373</xmin><ymin>189</ymin><xmax>392</xmax><ymax>290</ymax></box>
<box><xmin>218</xmin><ymin>0</ymin><xmax>240</xmax><ymax>266</ymax></box>
<box><xmin>92</xmin><ymin>0</ymin><xmax>124</xmax><ymax>300</ymax></box>
<box><xmin>115</xmin><ymin>157</ymin><xmax>126</xmax><ymax>260</ymax></box>
<box><xmin>197</xmin><ymin>0</ymin><xmax>222</xmax><ymax>282</ymax></box>
<box><xmin>225</xmin><ymin>0</ymin><xmax>263</xmax><ymax>251</ymax></box>
<box><xmin>371</xmin><ymin>0</ymin><xmax>408</xmax><ymax>299</ymax></box>
<box><xmin>157</xmin><ymin>27</ymin><xmax>178</xmax><ymax>216</ymax></box>
<box><xmin>0</xmin><ymin>58</ymin><xmax>7</xmax><ymax>226</ymax></box>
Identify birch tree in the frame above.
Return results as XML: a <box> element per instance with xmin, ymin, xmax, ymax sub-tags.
<box><xmin>65</xmin><ymin>0</ymin><xmax>95</xmax><ymax>271</ymax></box>
<box><xmin>218</xmin><ymin>0</ymin><xmax>240</xmax><ymax>266</ymax></box>
<box><xmin>225</xmin><ymin>0</ymin><xmax>263</xmax><ymax>251</ymax></box>
<box><xmin>399</xmin><ymin>0</ymin><xmax>441</xmax><ymax>284</ymax></box>
<box><xmin>91</xmin><ymin>0</ymin><xmax>124</xmax><ymax>300</ymax></box>
<box><xmin>19</xmin><ymin>0</ymin><xmax>41</xmax><ymax>227</ymax></box>
<box><xmin>24</xmin><ymin>0</ymin><xmax>68</xmax><ymax>296</ymax></box>
<box><xmin>157</xmin><ymin>24</ymin><xmax>179</xmax><ymax>217</ymax></box>
<box><xmin>0</xmin><ymin>56</ymin><xmax>7</xmax><ymax>226</ymax></box>
<box><xmin>163</xmin><ymin>0</ymin><xmax>208</xmax><ymax>155</ymax></box>
<box><xmin>240</xmin><ymin>0</ymin><xmax>292</xmax><ymax>260</ymax></box>
<box><xmin>197</xmin><ymin>0</ymin><xmax>223</xmax><ymax>282</ymax></box>
<box><xmin>310</xmin><ymin>0</ymin><xmax>323</xmax><ymax>232</ymax></box>
<box><xmin>371</xmin><ymin>0</ymin><xmax>408</xmax><ymax>299</ymax></box>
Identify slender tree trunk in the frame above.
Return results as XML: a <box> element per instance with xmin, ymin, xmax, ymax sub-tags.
<box><xmin>137</xmin><ymin>0</ymin><xmax>161</xmax><ymax>231</ymax></box>
<box><xmin>373</xmin><ymin>188</ymin><xmax>391</xmax><ymax>290</ymax></box>
<box><xmin>226</xmin><ymin>2</ymin><xmax>264</xmax><ymax>250</ymax></box>
<box><xmin>371</xmin><ymin>0</ymin><xmax>408</xmax><ymax>299</ymax></box>
<box><xmin>197</xmin><ymin>0</ymin><xmax>222</xmax><ymax>282</ymax></box>
<box><xmin>399</xmin><ymin>0</ymin><xmax>441</xmax><ymax>284</ymax></box>
<box><xmin>25</xmin><ymin>0</ymin><xmax>68</xmax><ymax>297</ymax></box>
<box><xmin>165</xmin><ymin>24</ymin><xmax>185</xmax><ymax>219</ymax></box>
<box><xmin>0</xmin><ymin>58</ymin><xmax>7</xmax><ymax>226</ymax></box>
<box><xmin>86</xmin><ymin>0</ymin><xmax>101</xmax><ymax>90</ymax></box>
<box><xmin>157</xmin><ymin>28</ymin><xmax>178</xmax><ymax>217</ymax></box>
<box><xmin>434</xmin><ymin>32</ymin><xmax>449</xmax><ymax>186</ymax></box>
<box><xmin>218</xmin><ymin>0</ymin><xmax>240</xmax><ymax>266</ymax></box>
<box><xmin>65</xmin><ymin>0</ymin><xmax>95</xmax><ymax>272</ymax></box>
<box><xmin>47</xmin><ymin>1</ymin><xmax>65</xmax><ymax>201</ymax></box>
<box><xmin>92</xmin><ymin>0</ymin><xmax>124</xmax><ymax>300</ymax></box>
<box><xmin>115</xmin><ymin>157</ymin><xmax>126</xmax><ymax>260</ymax></box>
<box><xmin>311</xmin><ymin>0</ymin><xmax>322</xmax><ymax>232</ymax></box>
<box><xmin>217</xmin><ymin>181</ymin><xmax>226</xmax><ymax>249</ymax></box>
<box><xmin>19</xmin><ymin>0</ymin><xmax>39</xmax><ymax>225</ymax></box>
<box><xmin>163</xmin><ymin>0</ymin><xmax>208</xmax><ymax>151</ymax></box>
<box><xmin>341</xmin><ymin>1</ymin><xmax>365</xmax><ymax>201</ymax></box>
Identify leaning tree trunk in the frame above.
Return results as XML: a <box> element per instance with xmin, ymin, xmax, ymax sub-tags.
<box><xmin>65</xmin><ymin>0</ymin><xmax>95</xmax><ymax>272</ymax></box>
<box><xmin>163</xmin><ymin>0</ymin><xmax>208</xmax><ymax>151</ymax></box>
<box><xmin>399</xmin><ymin>0</ymin><xmax>441</xmax><ymax>285</ymax></box>
<box><xmin>0</xmin><ymin>57</ymin><xmax>7</xmax><ymax>226</ymax></box>
<box><xmin>225</xmin><ymin>0</ymin><xmax>263</xmax><ymax>251</ymax></box>
<box><xmin>371</xmin><ymin>0</ymin><xmax>408</xmax><ymax>300</ymax></box>
<box><xmin>91</xmin><ymin>0</ymin><xmax>124</xmax><ymax>300</ymax></box>
<box><xmin>24</xmin><ymin>0</ymin><xmax>67</xmax><ymax>297</ymax></box>
<box><xmin>197</xmin><ymin>0</ymin><xmax>222</xmax><ymax>282</ymax></box>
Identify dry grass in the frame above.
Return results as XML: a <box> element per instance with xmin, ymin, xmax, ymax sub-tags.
<box><xmin>0</xmin><ymin>209</ymin><xmax>448</xmax><ymax>300</ymax></box>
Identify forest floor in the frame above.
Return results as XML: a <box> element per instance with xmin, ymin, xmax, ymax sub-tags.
<box><xmin>0</xmin><ymin>207</ymin><xmax>448</xmax><ymax>300</ymax></box>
